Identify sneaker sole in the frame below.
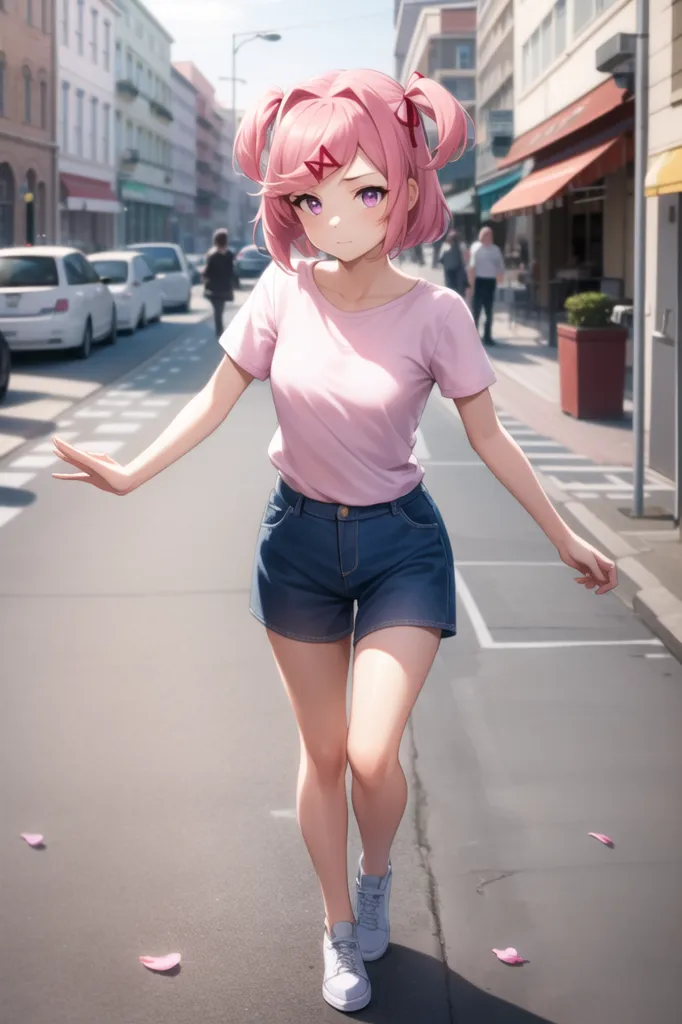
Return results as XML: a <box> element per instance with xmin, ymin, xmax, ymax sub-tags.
<box><xmin>359</xmin><ymin>933</ymin><xmax>390</xmax><ymax>962</ymax></box>
<box><xmin>322</xmin><ymin>984</ymin><xmax>372</xmax><ymax>1012</ymax></box>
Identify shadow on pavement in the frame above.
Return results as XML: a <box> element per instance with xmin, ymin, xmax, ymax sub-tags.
<box><xmin>346</xmin><ymin>943</ymin><xmax>553</xmax><ymax>1024</ymax></box>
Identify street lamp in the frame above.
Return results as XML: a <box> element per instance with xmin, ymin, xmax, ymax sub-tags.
<box><xmin>230</xmin><ymin>31</ymin><xmax>282</xmax><ymax>141</ymax></box>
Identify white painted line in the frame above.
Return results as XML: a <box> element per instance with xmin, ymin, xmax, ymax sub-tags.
<box><xmin>122</xmin><ymin>410</ymin><xmax>158</xmax><ymax>419</ymax></box>
<box><xmin>526</xmin><ymin>452</ymin><xmax>588</xmax><ymax>461</ymax></box>
<box><xmin>97</xmin><ymin>398</ymin><xmax>133</xmax><ymax>407</ymax></box>
<box><xmin>423</xmin><ymin>460</ymin><xmax>484</xmax><ymax>467</ymax></box>
<box><xmin>550</xmin><ymin>478</ymin><xmax>667</xmax><ymax>493</ymax></box>
<box><xmin>154</xmin><ymin>378</ymin><xmax>167</xmax><ymax>384</ymax></box>
<box><xmin>574</xmin><ymin>491</ymin><xmax>599</xmax><ymax>499</ymax></box>
<box><xmin>107</xmin><ymin>389</ymin><xmax>148</xmax><ymax>399</ymax></box>
<box><xmin>565</xmin><ymin>502</ymin><xmax>637</xmax><ymax>559</ymax></box>
<box><xmin>517</xmin><ymin>440</ymin><xmax>569</xmax><ymax>448</ymax></box>
<box><xmin>74</xmin><ymin>440</ymin><xmax>124</xmax><ymax>454</ymax></box>
<box><xmin>270</xmin><ymin>809</ymin><xmax>297</xmax><ymax>820</ymax></box>
<box><xmin>94</xmin><ymin>422</ymin><xmax>141</xmax><ymax>435</ymax></box>
<box><xmin>0</xmin><ymin>472</ymin><xmax>36</xmax><ymax>487</ymax></box>
<box><xmin>539</xmin><ymin>465</ymin><xmax>639</xmax><ymax>474</ymax></box>
<box><xmin>413</xmin><ymin>428</ymin><xmax>430</xmax><ymax>460</ymax></box>
<box><xmin>645</xmin><ymin>652</ymin><xmax>672</xmax><ymax>659</ymax></box>
<box><xmin>189</xmin><ymin>355</ymin><xmax>201</xmax><ymax>361</ymax></box>
<box><xmin>142</xmin><ymin>398</ymin><xmax>172</xmax><ymax>407</ymax></box>
<box><xmin>75</xmin><ymin>409</ymin><xmax>112</xmax><ymax>419</ymax></box>
<box><xmin>505</xmin><ymin>428</ymin><xmax>538</xmax><ymax>437</ymax></box>
<box><xmin>454</xmin><ymin>569</ymin><xmax>494</xmax><ymax>649</ymax></box>
<box><xmin>9</xmin><ymin>454</ymin><xmax>59</xmax><ymax>469</ymax></box>
<box><xmin>0</xmin><ymin>507</ymin><xmax>22</xmax><ymax>528</ymax></box>
<box><xmin>169</xmin><ymin>367</ymin><xmax>181</xmax><ymax>373</ymax></box>
<box><xmin>33</xmin><ymin>433</ymin><xmax>78</xmax><ymax>451</ymax></box>
<box><xmin>489</xmin><ymin>639</ymin><xmax>662</xmax><ymax>649</ymax></box>
<box><xmin>57</xmin><ymin>419</ymin><xmax>74</xmax><ymax>427</ymax></box>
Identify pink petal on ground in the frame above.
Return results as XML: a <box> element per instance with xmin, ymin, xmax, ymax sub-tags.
<box><xmin>492</xmin><ymin>947</ymin><xmax>526</xmax><ymax>965</ymax></box>
<box><xmin>19</xmin><ymin>833</ymin><xmax>44</xmax><ymax>847</ymax></box>
<box><xmin>588</xmin><ymin>832</ymin><xmax>614</xmax><ymax>847</ymax></box>
<box><xmin>139</xmin><ymin>953</ymin><xmax>181</xmax><ymax>972</ymax></box>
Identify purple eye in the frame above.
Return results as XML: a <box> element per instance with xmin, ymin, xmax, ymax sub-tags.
<box><xmin>359</xmin><ymin>187</ymin><xmax>386</xmax><ymax>208</ymax></box>
<box><xmin>292</xmin><ymin>194</ymin><xmax>322</xmax><ymax>215</ymax></box>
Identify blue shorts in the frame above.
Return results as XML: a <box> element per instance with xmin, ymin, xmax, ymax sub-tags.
<box><xmin>249</xmin><ymin>476</ymin><xmax>456</xmax><ymax>644</ymax></box>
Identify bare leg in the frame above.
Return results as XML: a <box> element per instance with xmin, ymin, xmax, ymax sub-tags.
<box><xmin>266</xmin><ymin>629</ymin><xmax>353</xmax><ymax>931</ymax></box>
<box><xmin>348</xmin><ymin>626</ymin><xmax>441</xmax><ymax>876</ymax></box>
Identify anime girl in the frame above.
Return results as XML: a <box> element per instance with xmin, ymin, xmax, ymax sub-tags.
<box><xmin>51</xmin><ymin>69</ymin><xmax>618</xmax><ymax>1014</ymax></box>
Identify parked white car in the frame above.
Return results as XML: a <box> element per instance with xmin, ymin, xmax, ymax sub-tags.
<box><xmin>126</xmin><ymin>243</ymin><xmax>192</xmax><ymax>311</ymax></box>
<box><xmin>88</xmin><ymin>251</ymin><xmax>163</xmax><ymax>333</ymax></box>
<box><xmin>0</xmin><ymin>246</ymin><xmax>117</xmax><ymax>358</ymax></box>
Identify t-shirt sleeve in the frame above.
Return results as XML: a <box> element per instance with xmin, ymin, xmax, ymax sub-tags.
<box><xmin>218</xmin><ymin>261</ymin><xmax>278</xmax><ymax>380</ymax></box>
<box><xmin>429</xmin><ymin>293</ymin><xmax>497</xmax><ymax>399</ymax></box>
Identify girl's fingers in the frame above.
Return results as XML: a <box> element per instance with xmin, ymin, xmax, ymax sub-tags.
<box><xmin>52</xmin><ymin>472</ymin><xmax>91</xmax><ymax>481</ymax></box>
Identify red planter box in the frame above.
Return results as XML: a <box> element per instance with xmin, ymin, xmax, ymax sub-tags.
<box><xmin>557</xmin><ymin>323</ymin><xmax>628</xmax><ymax>419</ymax></box>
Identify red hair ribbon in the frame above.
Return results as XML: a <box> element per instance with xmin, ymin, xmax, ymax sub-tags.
<box><xmin>304</xmin><ymin>145</ymin><xmax>341</xmax><ymax>183</ymax></box>
<box><xmin>395</xmin><ymin>95</ymin><xmax>421</xmax><ymax>149</ymax></box>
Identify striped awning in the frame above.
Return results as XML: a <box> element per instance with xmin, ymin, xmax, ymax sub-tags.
<box><xmin>645</xmin><ymin>147</ymin><xmax>682</xmax><ymax>196</ymax></box>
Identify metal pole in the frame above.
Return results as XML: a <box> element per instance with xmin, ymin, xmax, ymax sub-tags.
<box><xmin>631</xmin><ymin>0</ymin><xmax>649</xmax><ymax>517</ymax></box>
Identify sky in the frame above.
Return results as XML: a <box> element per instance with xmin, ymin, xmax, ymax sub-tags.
<box><xmin>144</xmin><ymin>0</ymin><xmax>395</xmax><ymax>111</ymax></box>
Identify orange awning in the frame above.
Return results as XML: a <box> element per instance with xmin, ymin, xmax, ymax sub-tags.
<box><xmin>490</xmin><ymin>138</ymin><xmax>628</xmax><ymax>216</ymax></box>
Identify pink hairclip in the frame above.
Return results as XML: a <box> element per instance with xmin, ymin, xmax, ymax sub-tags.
<box><xmin>395</xmin><ymin>95</ymin><xmax>421</xmax><ymax>149</ymax></box>
<box><xmin>304</xmin><ymin>145</ymin><xmax>341</xmax><ymax>183</ymax></box>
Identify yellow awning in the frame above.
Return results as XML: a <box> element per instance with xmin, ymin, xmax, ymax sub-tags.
<box><xmin>645</xmin><ymin>147</ymin><xmax>682</xmax><ymax>196</ymax></box>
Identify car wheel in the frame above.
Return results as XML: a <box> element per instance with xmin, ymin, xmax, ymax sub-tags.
<box><xmin>0</xmin><ymin>331</ymin><xmax>11</xmax><ymax>403</ymax></box>
<box><xmin>104</xmin><ymin>309</ymin><xmax>117</xmax><ymax>345</ymax></box>
<box><xmin>76</xmin><ymin>319</ymin><xmax>93</xmax><ymax>360</ymax></box>
<box><xmin>137</xmin><ymin>305</ymin><xmax>148</xmax><ymax>329</ymax></box>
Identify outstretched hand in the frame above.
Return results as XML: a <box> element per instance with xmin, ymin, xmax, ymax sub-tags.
<box><xmin>51</xmin><ymin>436</ymin><xmax>135</xmax><ymax>495</ymax></box>
<box><xmin>558</xmin><ymin>531</ymin><xmax>617</xmax><ymax>595</ymax></box>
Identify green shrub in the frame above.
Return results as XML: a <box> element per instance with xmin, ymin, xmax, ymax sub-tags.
<box><xmin>563</xmin><ymin>292</ymin><xmax>616</xmax><ymax>328</ymax></box>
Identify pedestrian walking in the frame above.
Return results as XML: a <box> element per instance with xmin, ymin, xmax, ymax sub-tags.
<box><xmin>468</xmin><ymin>225</ymin><xmax>505</xmax><ymax>345</ymax></box>
<box><xmin>439</xmin><ymin>228</ymin><xmax>468</xmax><ymax>296</ymax></box>
<box><xmin>51</xmin><ymin>68</ymin><xmax>618</xmax><ymax>1017</ymax></box>
<box><xmin>202</xmin><ymin>228</ymin><xmax>235</xmax><ymax>337</ymax></box>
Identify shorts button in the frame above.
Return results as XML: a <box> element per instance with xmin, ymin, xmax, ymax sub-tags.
<box><xmin>339</xmin><ymin>506</ymin><xmax>349</xmax><ymax>518</ymax></box>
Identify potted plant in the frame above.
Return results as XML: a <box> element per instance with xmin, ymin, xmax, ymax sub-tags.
<box><xmin>557</xmin><ymin>292</ymin><xmax>628</xmax><ymax>419</ymax></box>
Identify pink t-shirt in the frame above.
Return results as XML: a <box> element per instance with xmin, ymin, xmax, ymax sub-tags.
<box><xmin>220</xmin><ymin>259</ymin><xmax>496</xmax><ymax>505</ymax></box>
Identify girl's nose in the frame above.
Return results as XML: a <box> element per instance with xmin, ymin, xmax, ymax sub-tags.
<box><xmin>329</xmin><ymin>216</ymin><xmax>341</xmax><ymax>228</ymax></box>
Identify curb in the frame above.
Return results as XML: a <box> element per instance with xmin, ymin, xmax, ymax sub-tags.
<box><xmin>439</xmin><ymin>393</ymin><xmax>682</xmax><ymax>663</ymax></box>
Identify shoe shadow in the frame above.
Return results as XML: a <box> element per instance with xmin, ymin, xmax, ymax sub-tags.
<box><xmin>343</xmin><ymin>943</ymin><xmax>554</xmax><ymax>1024</ymax></box>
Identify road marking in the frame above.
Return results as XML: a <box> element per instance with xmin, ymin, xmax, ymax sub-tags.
<box><xmin>423</xmin><ymin>460</ymin><xmax>485</xmax><ymax>467</ymax></box>
<box><xmin>0</xmin><ymin>507</ymin><xmax>22</xmax><ymax>528</ymax></box>
<box><xmin>122</xmin><ymin>410</ymin><xmax>158</xmax><ymax>419</ymax></box>
<box><xmin>57</xmin><ymin>419</ymin><xmax>74</xmax><ymax>427</ymax></box>
<box><xmin>0</xmin><ymin>472</ymin><xmax>36</xmax><ymax>487</ymax></box>
<box><xmin>169</xmin><ymin>367</ymin><xmax>181</xmax><ymax>373</ymax></box>
<box><xmin>94</xmin><ymin>422</ymin><xmax>142</xmax><ymax>435</ymax></box>
<box><xmin>75</xmin><ymin>440</ymin><xmax>124</xmax><ymax>454</ymax></box>
<box><xmin>413</xmin><ymin>429</ymin><xmax>430</xmax><ymax>460</ymax></box>
<box><xmin>33</xmin><ymin>433</ymin><xmax>78</xmax><ymax>450</ymax></box>
<box><xmin>75</xmin><ymin>409</ymin><xmax>112</xmax><ymax>419</ymax></box>
<box><xmin>517</xmin><ymin>440</ymin><xmax>569</xmax><ymax>448</ymax></box>
<box><xmin>454</xmin><ymin>569</ymin><xmax>494</xmax><ymax>648</ymax></box>
<box><xmin>574</xmin><ymin>491</ymin><xmax>599</xmax><ymax>499</ymax></box>
<box><xmin>550</xmin><ymin>476</ymin><xmax>673</xmax><ymax>493</ymax></box>
<box><xmin>153</xmin><ymin>378</ymin><xmax>167</xmax><ymax>384</ymax></box>
<box><xmin>505</xmin><ymin>428</ymin><xmax>539</xmax><ymax>436</ymax></box>
<box><xmin>107</xmin><ymin>389</ymin><xmax>148</xmax><ymax>399</ymax></box>
<box><xmin>526</xmin><ymin>452</ymin><xmax>588</xmax><ymax>461</ymax></box>
<box><xmin>9</xmin><ymin>454</ymin><xmax>59</xmax><ymax>469</ymax></box>
<box><xmin>142</xmin><ymin>398</ymin><xmax>172</xmax><ymax>407</ymax></box>
<box><xmin>98</xmin><ymin>398</ymin><xmax>133</xmax><ymax>407</ymax></box>
<box><xmin>645</xmin><ymin>652</ymin><xmax>672</xmax><ymax>659</ymax></box>
<box><xmin>270</xmin><ymin>809</ymin><xmax>297</xmax><ymax>819</ymax></box>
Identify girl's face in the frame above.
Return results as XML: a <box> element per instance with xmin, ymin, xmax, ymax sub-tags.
<box><xmin>289</xmin><ymin>149</ymin><xmax>416</xmax><ymax>263</ymax></box>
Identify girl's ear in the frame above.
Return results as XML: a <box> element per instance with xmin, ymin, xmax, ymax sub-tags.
<box><xmin>407</xmin><ymin>178</ymin><xmax>419</xmax><ymax>212</ymax></box>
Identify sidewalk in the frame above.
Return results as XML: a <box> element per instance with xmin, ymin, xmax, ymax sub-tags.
<box><xmin>408</xmin><ymin>260</ymin><xmax>682</xmax><ymax>662</ymax></box>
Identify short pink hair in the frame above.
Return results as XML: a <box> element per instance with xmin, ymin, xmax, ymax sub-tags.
<box><xmin>234</xmin><ymin>69</ymin><xmax>472</xmax><ymax>271</ymax></box>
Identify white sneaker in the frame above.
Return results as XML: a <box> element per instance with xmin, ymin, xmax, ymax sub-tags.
<box><xmin>322</xmin><ymin>921</ymin><xmax>371</xmax><ymax>1012</ymax></box>
<box><xmin>355</xmin><ymin>855</ymin><xmax>392</xmax><ymax>961</ymax></box>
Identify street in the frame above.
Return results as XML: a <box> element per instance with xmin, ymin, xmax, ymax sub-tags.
<box><xmin>1</xmin><ymin>299</ymin><xmax>681</xmax><ymax>1024</ymax></box>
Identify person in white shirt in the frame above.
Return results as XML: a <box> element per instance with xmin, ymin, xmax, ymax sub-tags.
<box><xmin>468</xmin><ymin>225</ymin><xmax>505</xmax><ymax>346</ymax></box>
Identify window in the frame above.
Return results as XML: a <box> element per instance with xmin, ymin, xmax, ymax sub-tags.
<box><xmin>103</xmin><ymin>21</ymin><xmax>111</xmax><ymax>71</ymax></box>
<box><xmin>75</xmin><ymin>88</ymin><xmax>84</xmax><ymax>155</ymax></box>
<box><xmin>103</xmin><ymin>102</ymin><xmax>110</xmax><ymax>163</ymax></box>
<box><xmin>91</xmin><ymin>8</ymin><xmax>98</xmax><ymax>63</ymax></box>
<box><xmin>529</xmin><ymin>28</ymin><xmax>540</xmax><ymax>81</ymax></box>
<box><xmin>0</xmin><ymin>256</ymin><xmax>59</xmax><ymax>287</ymax></box>
<box><xmin>64</xmin><ymin>253</ymin><xmax>88</xmax><ymax>285</ymax></box>
<box><xmin>0</xmin><ymin>55</ymin><xmax>5</xmax><ymax>118</ymax></box>
<box><xmin>136</xmin><ymin>61</ymin><xmax>143</xmax><ymax>89</ymax></box>
<box><xmin>27</xmin><ymin>0</ymin><xmax>33</xmax><ymax>26</ymax></box>
<box><xmin>555</xmin><ymin>0</ymin><xmax>567</xmax><ymax>56</ymax></box>
<box><xmin>23</xmin><ymin>67</ymin><xmax>32</xmax><ymax>123</ymax></box>
<box><xmin>115</xmin><ymin>40</ymin><xmax>122</xmax><ymax>78</ymax></box>
<box><xmin>540</xmin><ymin>14</ymin><xmax>553</xmax><ymax>72</ymax></box>
<box><xmin>62</xmin><ymin>0</ymin><xmax>69</xmax><ymax>44</ymax></box>
<box><xmin>147</xmin><ymin>68</ymin><xmax>152</xmax><ymax>96</ymax></box>
<box><xmin>114</xmin><ymin>109</ymin><xmax>122</xmax><ymax>157</ymax></box>
<box><xmin>40</xmin><ymin>79</ymin><xmax>47</xmax><ymax>129</ymax></box>
<box><xmin>90</xmin><ymin>259</ymin><xmax>129</xmax><ymax>284</ymax></box>
<box><xmin>440</xmin><ymin>75</ymin><xmax>475</xmax><ymax>101</ymax></box>
<box><xmin>61</xmin><ymin>81</ymin><xmax>69</xmax><ymax>150</ymax></box>
<box><xmin>136</xmin><ymin>124</ymin><xmax>142</xmax><ymax>157</ymax></box>
<box><xmin>674</xmin><ymin>0</ymin><xmax>682</xmax><ymax>97</ymax></box>
<box><xmin>41</xmin><ymin>0</ymin><xmax>47</xmax><ymax>31</ymax></box>
<box><xmin>126</xmin><ymin>119</ymin><xmax>133</xmax><ymax>148</ymax></box>
<box><xmin>76</xmin><ymin>0</ymin><xmax>84</xmax><ymax>55</ymax></box>
<box><xmin>126</xmin><ymin>50</ymin><xmax>133</xmax><ymax>81</ymax></box>
<box><xmin>90</xmin><ymin>96</ymin><xmax>98</xmax><ymax>160</ymax></box>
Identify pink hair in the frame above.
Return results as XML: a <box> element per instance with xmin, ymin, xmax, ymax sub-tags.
<box><xmin>233</xmin><ymin>69</ymin><xmax>472</xmax><ymax>271</ymax></box>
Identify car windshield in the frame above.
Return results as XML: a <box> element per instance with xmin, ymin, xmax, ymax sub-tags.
<box><xmin>133</xmin><ymin>247</ymin><xmax>181</xmax><ymax>273</ymax></box>
<box><xmin>90</xmin><ymin>260</ymin><xmax>128</xmax><ymax>284</ymax></box>
<box><xmin>0</xmin><ymin>256</ymin><xmax>59</xmax><ymax>288</ymax></box>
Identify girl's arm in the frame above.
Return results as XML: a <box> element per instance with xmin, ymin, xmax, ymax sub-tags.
<box><xmin>454</xmin><ymin>388</ymin><xmax>618</xmax><ymax>592</ymax></box>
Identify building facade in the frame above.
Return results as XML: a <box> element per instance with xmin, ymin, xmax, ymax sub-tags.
<box><xmin>395</xmin><ymin>2</ymin><xmax>478</xmax><ymax>233</ymax></box>
<box><xmin>114</xmin><ymin>0</ymin><xmax>174</xmax><ymax>245</ymax></box>
<box><xmin>57</xmin><ymin>0</ymin><xmax>120</xmax><ymax>251</ymax></box>
<box><xmin>643</xmin><ymin>0</ymin><xmax>682</xmax><ymax>504</ymax></box>
<box><xmin>0</xmin><ymin>0</ymin><xmax>58</xmax><ymax>247</ymax></box>
<box><xmin>170</xmin><ymin>65</ymin><xmax>197</xmax><ymax>253</ymax></box>
<box><xmin>490</xmin><ymin>0</ymin><xmax>636</xmax><ymax>332</ymax></box>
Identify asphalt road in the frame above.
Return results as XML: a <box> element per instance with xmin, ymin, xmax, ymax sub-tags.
<box><xmin>1</xmin><ymin>305</ymin><xmax>681</xmax><ymax>1024</ymax></box>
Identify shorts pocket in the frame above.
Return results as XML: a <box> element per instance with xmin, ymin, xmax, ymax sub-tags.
<box><xmin>260</xmin><ymin>491</ymin><xmax>292</xmax><ymax>530</ymax></box>
<box><xmin>397</xmin><ymin>492</ymin><xmax>440</xmax><ymax>530</ymax></box>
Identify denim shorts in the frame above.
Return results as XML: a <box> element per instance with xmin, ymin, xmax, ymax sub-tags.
<box><xmin>249</xmin><ymin>475</ymin><xmax>456</xmax><ymax>644</ymax></box>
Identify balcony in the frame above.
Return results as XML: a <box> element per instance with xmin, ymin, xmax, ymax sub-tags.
<box><xmin>196</xmin><ymin>159</ymin><xmax>211</xmax><ymax>174</ymax></box>
<box><xmin>120</xmin><ymin>148</ymin><xmax>140</xmax><ymax>167</ymax></box>
<box><xmin>116</xmin><ymin>78</ymin><xmax>139</xmax><ymax>100</ymax></box>
<box><xmin>196</xmin><ymin>113</ymin><xmax>214</xmax><ymax>132</ymax></box>
<box><xmin>149</xmin><ymin>98</ymin><xmax>174</xmax><ymax>124</ymax></box>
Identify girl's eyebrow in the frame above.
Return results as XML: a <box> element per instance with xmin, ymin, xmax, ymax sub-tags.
<box><xmin>342</xmin><ymin>171</ymin><xmax>386</xmax><ymax>182</ymax></box>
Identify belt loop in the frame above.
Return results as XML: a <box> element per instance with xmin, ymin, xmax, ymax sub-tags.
<box><xmin>293</xmin><ymin>493</ymin><xmax>304</xmax><ymax>517</ymax></box>
<box><xmin>390</xmin><ymin>499</ymin><xmax>399</xmax><ymax>515</ymax></box>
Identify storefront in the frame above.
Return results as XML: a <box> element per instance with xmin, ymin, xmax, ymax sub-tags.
<box><xmin>60</xmin><ymin>174</ymin><xmax>121</xmax><ymax>254</ymax></box>
<box><xmin>119</xmin><ymin>180</ymin><xmax>175</xmax><ymax>246</ymax></box>
<box><xmin>489</xmin><ymin>79</ymin><xmax>634</xmax><ymax>331</ymax></box>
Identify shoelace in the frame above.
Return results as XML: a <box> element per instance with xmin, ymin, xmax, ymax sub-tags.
<box><xmin>357</xmin><ymin>889</ymin><xmax>384</xmax><ymax>931</ymax></box>
<box><xmin>330</xmin><ymin>938</ymin><xmax>361</xmax><ymax>976</ymax></box>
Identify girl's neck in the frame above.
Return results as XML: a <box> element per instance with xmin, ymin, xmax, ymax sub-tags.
<box><xmin>324</xmin><ymin>244</ymin><xmax>401</xmax><ymax>301</ymax></box>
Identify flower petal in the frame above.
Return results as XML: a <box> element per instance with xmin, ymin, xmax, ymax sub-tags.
<box><xmin>20</xmin><ymin>833</ymin><xmax>44</xmax><ymax>847</ymax></box>
<box><xmin>492</xmin><ymin>947</ymin><xmax>525</xmax><ymax>964</ymax></box>
<box><xmin>139</xmin><ymin>953</ymin><xmax>181</xmax><ymax>972</ymax></box>
<box><xmin>588</xmin><ymin>832</ymin><xmax>614</xmax><ymax>847</ymax></box>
